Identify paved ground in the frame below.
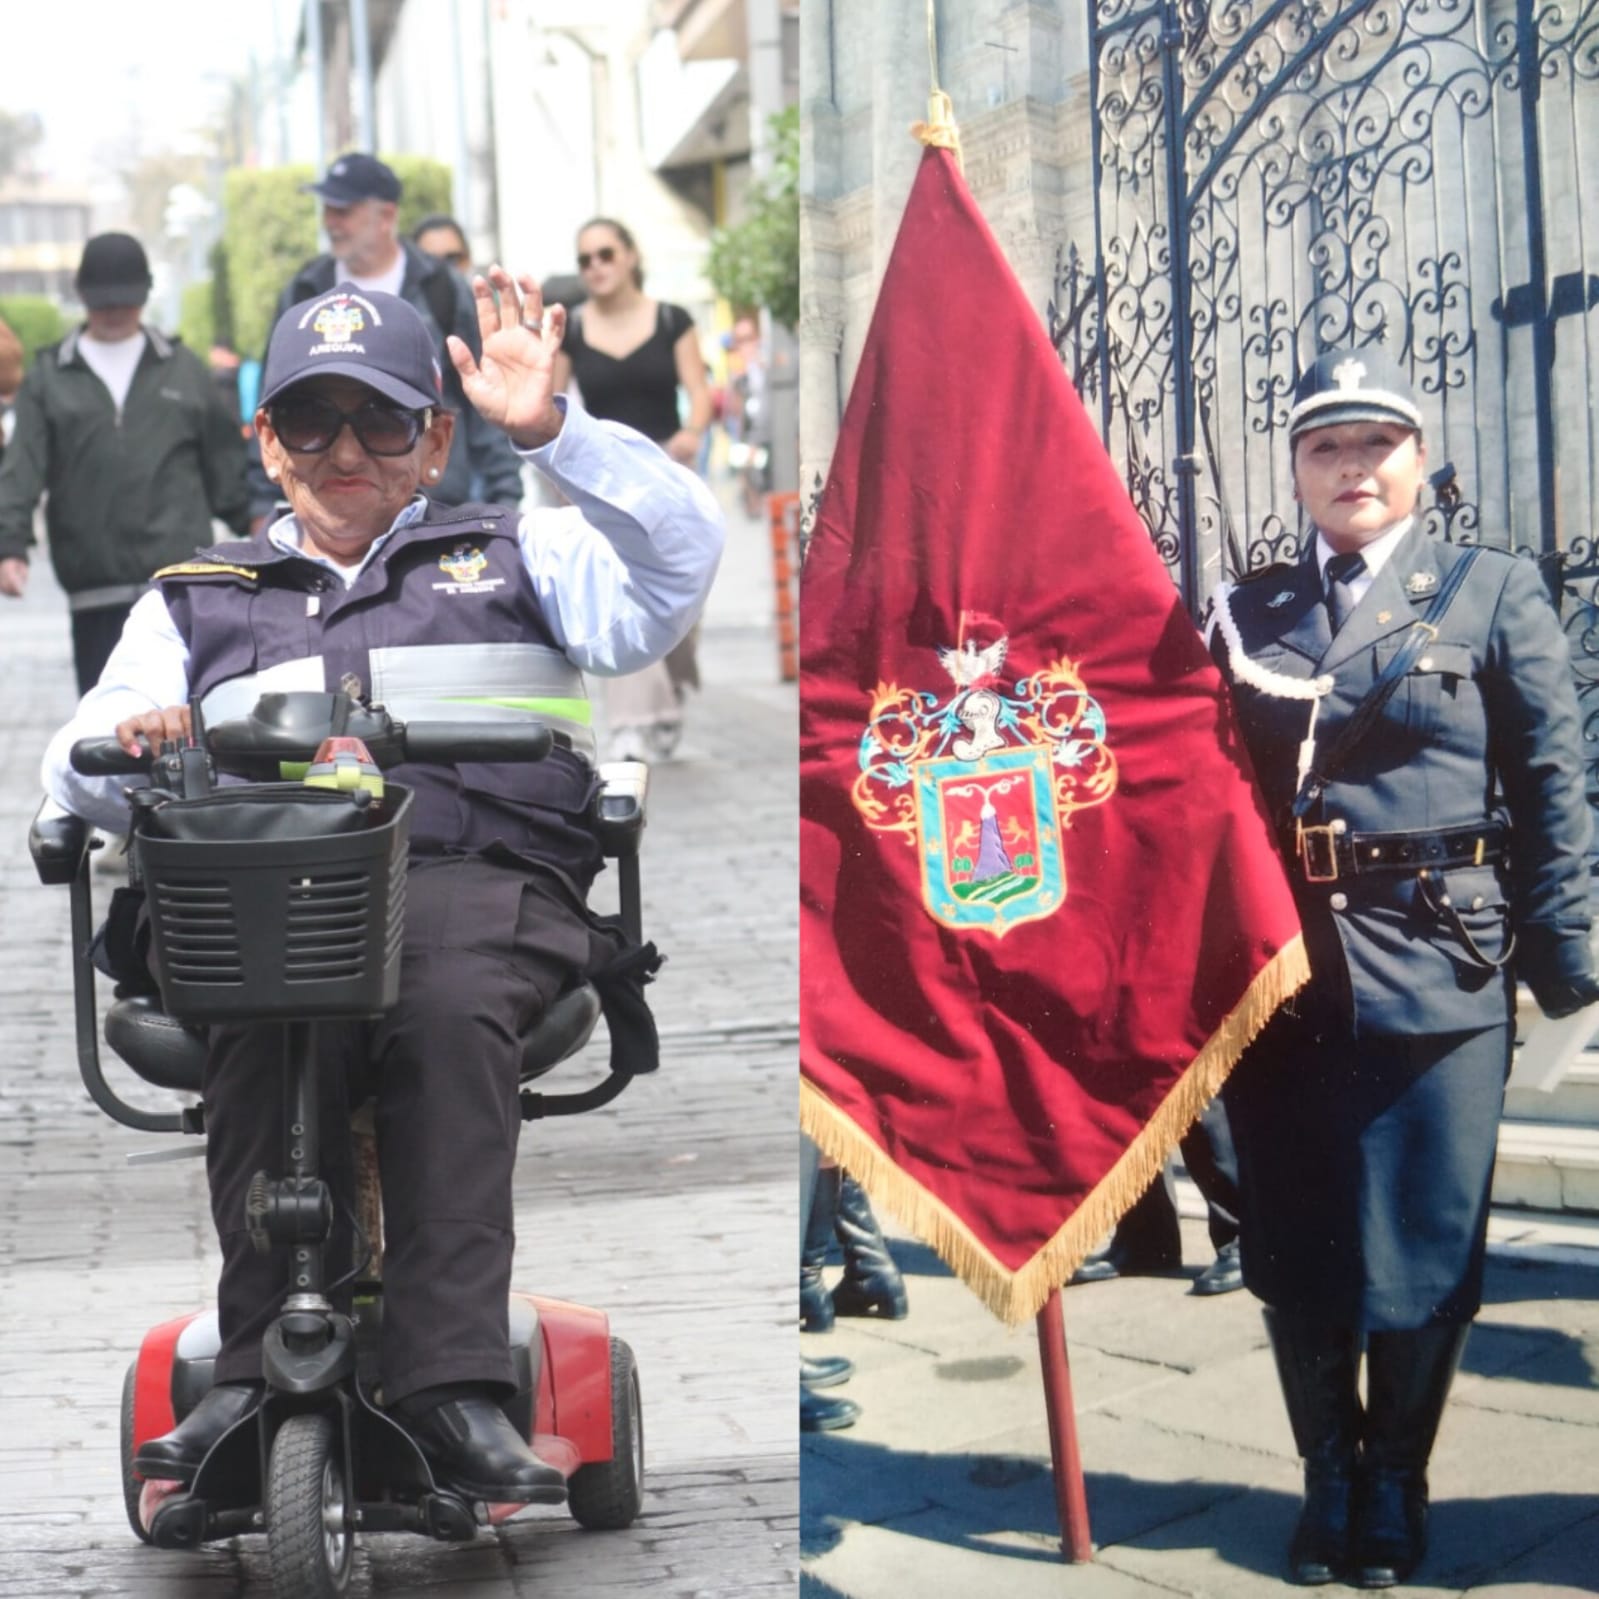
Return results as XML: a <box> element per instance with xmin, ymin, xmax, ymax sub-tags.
<box><xmin>0</xmin><ymin>469</ymin><xmax>798</xmax><ymax>1596</ymax></box>
<box><xmin>801</xmin><ymin>1194</ymin><xmax>1599</xmax><ymax>1597</ymax></box>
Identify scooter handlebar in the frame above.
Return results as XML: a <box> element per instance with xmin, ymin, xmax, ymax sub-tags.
<box><xmin>400</xmin><ymin>722</ymin><xmax>554</xmax><ymax>764</ymax></box>
<box><xmin>69</xmin><ymin>737</ymin><xmax>152</xmax><ymax>776</ymax></box>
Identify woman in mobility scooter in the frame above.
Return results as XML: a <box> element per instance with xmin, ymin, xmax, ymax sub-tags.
<box><xmin>39</xmin><ymin>273</ymin><xmax>723</xmax><ymax>1535</ymax></box>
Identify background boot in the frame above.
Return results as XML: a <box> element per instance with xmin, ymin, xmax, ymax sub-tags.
<box><xmin>1356</xmin><ymin>1324</ymin><xmax>1470</xmax><ymax>1589</ymax></box>
<box><xmin>1264</xmin><ymin>1309</ymin><xmax>1363</xmax><ymax>1585</ymax></box>
<box><xmin>832</xmin><ymin>1174</ymin><xmax>908</xmax><ymax>1319</ymax></box>
<box><xmin>801</xmin><ymin>1164</ymin><xmax>841</xmax><ymax>1331</ymax></box>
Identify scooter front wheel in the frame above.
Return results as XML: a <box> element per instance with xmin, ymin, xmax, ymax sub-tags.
<box><xmin>266</xmin><ymin>1411</ymin><xmax>355</xmax><ymax>1598</ymax></box>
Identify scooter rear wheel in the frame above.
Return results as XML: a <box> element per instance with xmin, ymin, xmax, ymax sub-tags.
<box><xmin>568</xmin><ymin>1337</ymin><xmax>644</xmax><ymax>1530</ymax></box>
<box><xmin>266</xmin><ymin>1411</ymin><xmax>355</xmax><ymax>1598</ymax></box>
<box><xmin>119</xmin><ymin>1360</ymin><xmax>153</xmax><ymax>1544</ymax></box>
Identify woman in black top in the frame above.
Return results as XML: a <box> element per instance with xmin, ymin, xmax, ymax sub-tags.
<box><xmin>554</xmin><ymin>219</ymin><xmax>715</xmax><ymax>760</ymax></box>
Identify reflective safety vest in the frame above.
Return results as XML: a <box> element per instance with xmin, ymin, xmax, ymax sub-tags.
<box><xmin>155</xmin><ymin>501</ymin><xmax>602</xmax><ymax>882</ymax></box>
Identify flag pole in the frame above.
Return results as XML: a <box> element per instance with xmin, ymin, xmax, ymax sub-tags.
<box><xmin>1037</xmin><ymin>1289</ymin><xmax>1094</xmax><ymax>1562</ymax></box>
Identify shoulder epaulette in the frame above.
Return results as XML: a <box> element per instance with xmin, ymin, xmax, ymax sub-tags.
<box><xmin>152</xmin><ymin>560</ymin><xmax>260</xmax><ymax>583</ymax></box>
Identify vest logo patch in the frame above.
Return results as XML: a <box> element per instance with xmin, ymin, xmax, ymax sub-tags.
<box><xmin>433</xmin><ymin>543</ymin><xmax>504</xmax><ymax>596</ymax></box>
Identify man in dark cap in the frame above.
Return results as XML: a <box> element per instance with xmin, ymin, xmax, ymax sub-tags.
<box><xmin>44</xmin><ymin>271</ymin><xmax>723</xmax><ymax>1505</ymax></box>
<box><xmin>1208</xmin><ymin>346</ymin><xmax>1599</xmax><ymax>1587</ymax></box>
<box><xmin>0</xmin><ymin>232</ymin><xmax>250</xmax><ymax>691</ymax></box>
<box><xmin>250</xmin><ymin>153</ymin><xmax>523</xmax><ymax>524</ymax></box>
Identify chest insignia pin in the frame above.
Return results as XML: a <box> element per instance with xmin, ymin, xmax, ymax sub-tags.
<box><xmin>1376</xmin><ymin>609</ymin><xmax>1392</xmax><ymax>624</ymax></box>
<box><xmin>1267</xmin><ymin>589</ymin><xmax>1295</xmax><ymax>609</ymax></box>
<box><xmin>1404</xmin><ymin>571</ymin><xmax>1438</xmax><ymax>597</ymax></box>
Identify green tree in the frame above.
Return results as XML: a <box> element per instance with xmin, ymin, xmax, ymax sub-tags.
<box><xmin>178</xmin><ymin>279</ymin><xmax>215</xmax><ymax>354</ymax></box>
<box><xmin>705</xmin><ymin>107</ymin><xmax>799</xmax><ymax>329</ymax></box>
<box><xmin>0</xmin><ymin>295</ymin><xmax>65</xmax><ymax>365</ymax></box>
<box><xmin>0</xmin><ymin>110</ymin><xmax>42</xmax><ymax>182</ymax></box>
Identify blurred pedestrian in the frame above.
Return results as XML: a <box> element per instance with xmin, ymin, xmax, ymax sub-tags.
<box><xmin>0</xmin><ymin>233</ymin><xmax>249</xmax><ymax>693</ymax></box>
<box><xmin>554</xmin><ymin>218</ymin><xmax>714</xmax><ymax>761</ymax></box>
<box><xmin>0</xmin><ymin>312</ymin><xmax>23</xmax><ymax>465</ymax></box>
<box><xmin>413</xmin><ymin>212</ymin><xmax>472</xmax><ymax>274</ymax></box>
<box><xmin>251</xmin><ymin>153</ymin><xmax>523</xmax><ymax>524</ymax></box>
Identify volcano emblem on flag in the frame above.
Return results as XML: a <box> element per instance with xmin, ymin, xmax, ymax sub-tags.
<box><xmin>852</xmin><ymin>620</ymin><xmax>1118</xmax><ymax>936</ymax></box>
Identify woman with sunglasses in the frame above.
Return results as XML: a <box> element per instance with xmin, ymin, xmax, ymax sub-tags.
<box><xmin>555</xmin><ymin>219</ymin><xmax>715</xmax><ymax>762</ymax></box>
<box><xmin>43</xmin><ymin>271</ymin><xmax>724</xmax><ymax>1505</ymax></box>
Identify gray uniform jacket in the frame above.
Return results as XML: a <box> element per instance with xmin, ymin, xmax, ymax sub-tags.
<box><xmin>1211</xmin><ymin>525</ymin><xmax>1593</xmax><ymax>1037</ymax></box>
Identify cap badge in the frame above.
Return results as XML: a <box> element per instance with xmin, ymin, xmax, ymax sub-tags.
<box><xmin>1404</xmin><ymin>571</ymin><xmax>1438</xmax><ymax>597</ymax></box>
<box><xmin>1267</xmin><ymin>589</ymin><xmax>1295</xmax><ymax>609</ymax></box>
<box><xmin>1332</xmin><ymin>357</ymin><xmax>1368</xmax><ymax>391</ymax></box>
<box><xmin>312</xmin><ymin>299</ymin><xmax>365</xmax><ymax>346</ymax></box>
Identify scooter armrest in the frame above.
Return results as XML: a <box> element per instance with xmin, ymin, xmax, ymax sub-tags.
<box><xmin>593</xmin><ymin>760</ymin><xmax>649</xmax><ymax>857</ymax></box>
<box><xmin>30</xmin><ymin>799</ymin><xmax>92</xmax><ymax>886</ymax></box>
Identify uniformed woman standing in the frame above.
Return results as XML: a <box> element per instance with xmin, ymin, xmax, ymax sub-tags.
<box><xmin>1208</xmin><ymin>350</ymin><xmax>1599</xmax><ymax>1589</ymax></box>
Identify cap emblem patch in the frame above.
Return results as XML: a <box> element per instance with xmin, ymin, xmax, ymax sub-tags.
<box><xmin>300</xmin><ymin>291</ymin><xmax>382</xmax><ymax>357</ymax></box>
<box><xmin>1331</xmin><ymin>357</ymin><xmax>1368</xmax><ymax>391</ymax></box>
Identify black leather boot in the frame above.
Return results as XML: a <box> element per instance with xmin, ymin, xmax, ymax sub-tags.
<box><xmin>801</xmin><ymin>1352</ymin><xmax>855</xmax><ymax>1390</ymax></box>
<box><xmin>1355</xmin><ymin>1324</ymin><xmax>1470</xmax><ymax>1589</ymax></box>
<box><xmin>801</xmin><ymin>1164</ymin><xmax>841</xmax><ymax>1331</ymax></box>
<box><xmin>1264</xmin><ymin>1310</ymin><xmax>1363</xmax><ymax>1586</ymax></box>
<box><xmin>831</xmin><ymin>1174</ymin><xmax>908</xmax><ymax>1320</ymax></box>
<box><xmin>401</xmin><ymin>1386</ymin><xmax>568</xmax><ymax>1504</ymax></box>
<box><xmin>801</xmin><ymin>1382</ymin><xmax>860</xmax><ymax>1432</ymax></box>
<box><xmin>134</xmin><ymin>1381</ymin><xmax>263</xmax><ymax>1484</ymax></box>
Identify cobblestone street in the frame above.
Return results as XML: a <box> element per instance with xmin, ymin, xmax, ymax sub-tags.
<box><xmin>0</xmin><ymin>485</ymin><xmax>798</xmax><ymax>1597</ymax></box>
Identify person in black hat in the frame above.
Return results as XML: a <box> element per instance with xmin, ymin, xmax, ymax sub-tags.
<box><xmin>1206</xmin><ymin>347</ymin><xmax>1599</xmax><ymax>1587</ymax></box>
<box><xmin>42</xmin><ymin>269</ymin><xmax>724</xmax><ymax>1506</ymax></box>
<box><xmin>248</xmin><ymin>154</ymin><xmax>524</xmax><ymax>526</ymax></box>
<box><xmin>0</xmin><ymin>232</ymin><xmax>249</xmax><ymax>691</ymax></box>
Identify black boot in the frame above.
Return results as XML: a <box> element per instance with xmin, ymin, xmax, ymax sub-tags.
<box><xmin>801</xmin><ymin>1381</ymin><xmax>860</xmax><ymax>1432</ymax></box>
<box><xmin>134</xmin><ymin>1381</ymin><xmax>263</xmax><ymax>1484</ymax></box>
<box><xmin>1263</xmin><ymin>1310</ymin><xmax>1363</xmax><ymax>1586</ymax></box>
<box><xmin>400</xmin><ymin>1385</ymin><xmax>568</xmax><ymax>1504</ymax></box>
<box><xmin>831</xmin><ymin>1174</ymin><xmax>908</xmax><ymax>1320</ymax></box>
<box><xmin>801</xmin><ymin>1352</ymin><xmax>855</xmax><ymax>1390</ymax></box>
<box><xmin>1355</xmin><ymin>1324</ymin><xmax>1469</xmax><ymax>1589</ymax></box>
<box><xmin>801</xmin><ymin>1165</ymin><xmax>841</xmax><ymax>1331</ymax></box>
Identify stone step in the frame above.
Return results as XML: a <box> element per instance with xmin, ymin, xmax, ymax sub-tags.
<box><xmin>1492</xmin><ymin>1119</ymin><xmax>1599</xmax><ymax>1213</ymax></box>
<box><xmin>1503</xmin><ymin>1057</ymin><xmax>1599</xmax><ymax>1124</ymax></box>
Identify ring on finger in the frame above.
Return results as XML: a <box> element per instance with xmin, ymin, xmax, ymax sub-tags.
<box><xmin>521</xmin><ymin>316</ymin><xmax>543</xmax><ymax>333</ymax></box>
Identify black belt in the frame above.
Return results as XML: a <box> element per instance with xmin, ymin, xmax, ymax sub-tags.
<box><xmin>1286</xmin><ymin>819</ymin><xmax>1508</xmax><ymax>884</ymax></box>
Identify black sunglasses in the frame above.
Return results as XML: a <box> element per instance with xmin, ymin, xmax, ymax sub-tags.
<box><xmin>269</xmin><ymin>396</ymin><xmax>429</xmax><ymax>457</ymax></box>
<box><xmin>577</xmin><ymin>245</ymin><xmax>617</xmax><ymax>271</ymax></box>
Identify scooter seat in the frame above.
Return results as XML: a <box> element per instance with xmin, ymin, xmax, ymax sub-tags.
<box><xmin>104</xmin><ymin>996</ymin><xmax>208</xmax><ymax>1094</ymax></box>
<box><xmin>520</xmin><ymin>982</ymin><xmax>602</xmax><ymax>1081</ymax></box>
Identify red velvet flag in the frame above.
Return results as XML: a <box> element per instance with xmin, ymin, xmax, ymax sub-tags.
<box><xmin>800</xmin><ymin>146</ymin><xmax>1308</xmax><ymax>1323</ymax></box>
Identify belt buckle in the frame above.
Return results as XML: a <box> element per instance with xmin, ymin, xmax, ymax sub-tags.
<box><xmin>1296</xmin><ymin>820</ymin><xmax>1339</xmax><ymax>883</ymax></box>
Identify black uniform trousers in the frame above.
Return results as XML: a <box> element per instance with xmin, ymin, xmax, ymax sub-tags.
<box><xmin>70</xmin><ymin>601</ymin><xmax>135</xmax><ymax>696</ymax></box>
<box><xmin>204</xmin><ymin>855</ymin><xmax>579</xmax><ymax>1404</ymax></box>
<box><xmin>1225</xmin><ymin>1009</ymin><xmax>1511</xmax><ymax>1330</ymax></box>
<box><xmin>1107</xmin><ymin>1096</ymin><xmax>1240</xmax><ymax>1263</ymax></box>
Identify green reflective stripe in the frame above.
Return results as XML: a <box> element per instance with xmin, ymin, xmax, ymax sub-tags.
<box><xmin>278</xmin><ymin>761</ymin><xmax>312</xmax><ymax>781</ymax></box>
<box><xmin>441</xmin><ymin>695</ymin><xmax>593</xmax><ymax>725</ymax></box>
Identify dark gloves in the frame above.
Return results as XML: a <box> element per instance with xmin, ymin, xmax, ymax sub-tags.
<box><xmin>1531</xmin><ymin>972</ymin><xmax>1599</xmax><ymax>1020</ymax></box>
<box><xmin>1519</xmin><ymin>921</ymin><xmax>1599</xmax><ymax>1018</ymax></box>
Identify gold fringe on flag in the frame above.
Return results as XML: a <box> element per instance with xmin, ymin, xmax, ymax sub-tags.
<box><xmin>800</xmin><ymin>932</ymin><xmax>1310</xmax><ymax>1326</ymax></box>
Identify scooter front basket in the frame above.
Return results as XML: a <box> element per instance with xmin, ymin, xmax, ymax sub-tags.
<box><xmin>135</xmin><ymin>783</ymin><xmax>412</xmax><ymax>1023</ymax></box>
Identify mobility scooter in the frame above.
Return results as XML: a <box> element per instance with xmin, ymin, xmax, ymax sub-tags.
<box><xmin>29</xmin><ymin>691</ymin><xmax>653</xmax><ymax>1598</ymax></box>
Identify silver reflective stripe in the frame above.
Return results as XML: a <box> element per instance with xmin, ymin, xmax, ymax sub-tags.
<box><xmin>369</xmin><ymin>643</ymin><xmax>595</xmax><ymax>760</ymax></box>
<box><xmin>200</xmin><ymin>657</ymin><xmax>329</xmax><ymax>725</ymax></box>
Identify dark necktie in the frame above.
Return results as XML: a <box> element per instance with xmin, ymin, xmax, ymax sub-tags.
<box><xmin>1324</xmin><ymin>552</ymin><xmax>1366</xmax><ymax>635</ymax></box>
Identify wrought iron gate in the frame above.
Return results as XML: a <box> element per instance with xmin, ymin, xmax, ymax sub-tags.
<box><xmin>1055</xmin><ymin>0</ymin><xmax>1599</xmax><ymax>646</ymax></box>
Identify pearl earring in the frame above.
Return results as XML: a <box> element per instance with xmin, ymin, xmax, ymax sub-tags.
<box><xmin>266</xmin><ymin>469</ymin><xmax>279</xmax><ymax>482</ymax></box>
<box><xmin>427</xmin><ymin>467</ymin><xmax>440</xmax><ymax>481</ymax></box>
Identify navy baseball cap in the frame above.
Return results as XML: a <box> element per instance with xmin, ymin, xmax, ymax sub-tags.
<box><xmin>260</xmin><ymin>286</ymin><xmax>444</xmax><ymax>410</ymax></box>
<box><xmin>76</xmin><ymin>232</ymin><xmax>152</xmax><ymax>309</ymax></box>
<box><xmin>304</xmin><ymin>152</ymin><xmax>402</xmax><ymax>207</ymax></box>
<box><xmin>1288</xmin><ymin>347</ymin><xmax>1423</xmax><ymax>440</ymax></box>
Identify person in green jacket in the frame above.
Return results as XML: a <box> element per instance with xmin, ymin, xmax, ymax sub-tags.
<box><xmin>0</xmin><ymin>233</ymin><xmax>250</xmax><ymax>693</ymax></box>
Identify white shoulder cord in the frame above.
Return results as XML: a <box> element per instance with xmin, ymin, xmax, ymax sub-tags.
<box><xmin>1207</xmin><ymin>582</ymin><xmax>1335</xmax><ymax>796</ymax></box>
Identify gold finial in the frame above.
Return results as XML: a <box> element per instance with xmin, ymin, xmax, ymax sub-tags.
<box><xmin>910</xmin><ymin>1</ymin><xmax>964</xmax><ymax>169</ymax></box>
